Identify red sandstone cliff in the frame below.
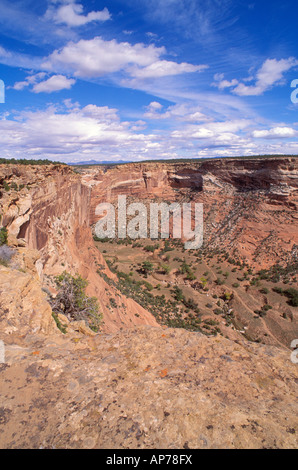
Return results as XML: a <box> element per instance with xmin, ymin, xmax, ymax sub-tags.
<box><xmin>0</xmin><ymin>164</ymin><xmax>159</xmax><ymax>333</ymax></box>
<box><xmin>81</xmin><ymin>156</ymin><xmax>298</xmax><ymax>269</ymax></box>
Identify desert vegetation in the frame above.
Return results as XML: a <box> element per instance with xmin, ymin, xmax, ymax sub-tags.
<box><xmin>0</xmin><ymin>158</ymin><xmax>64</xmax><ymax>165</ymax></box>
<box><xmin>49</xmin><ymin>271</ymin><xmax>102</xmax><ymax>332</ymax></box>
<box><xmin>94</xmin><ymin>233</ymin><xmax>297</xmax><ymax>346</ymax></box>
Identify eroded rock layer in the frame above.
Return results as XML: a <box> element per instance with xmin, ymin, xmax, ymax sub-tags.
<box><xmin>0</xmin><ymin>164</ymin><xmax>159</xmax><ymax>333</ymax></box>
<box><xmin>81</xmin><ymin>156</ymin><xmax>298</xmax><ymax>269</ymax></box>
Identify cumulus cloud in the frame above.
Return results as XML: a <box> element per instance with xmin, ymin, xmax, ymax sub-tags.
<box><xmin>144</xmin><ymin>102</ymin><xmax>211</xmax><ymax>123</ymax></box>
<box><xmin>212</xmin><ymin>58</ymin><xmax>298</xmax><ymax>96</ymax></box>
<box><xmin>212</xmin><ymin>75</ymin><xmax>239</xmax><ymax>90</ymax></box>
<box><xmin>46</xmin><ymin>1</ymin><xmax>111</xmax><ymax>27</ymax></box>
<box><xmin>1</xmin><ymin>101</ymin><xmax>297</xmax><ymax>163</ymax></box>
<box><xmin>252</xmin><ymin>127</ymin><xmax>296</xmax><ymax>138</ymax></box>
<box><xmin>0</xmin><ymin>102</ymin><xmax>160</xmax><ymax>162</ymax></box>
<box><xmin>171</xmin><ymin>119</ymin><xmax>251</xmax><ymax>142</ymax></box>
<box><xmin>233</xmin><ymin>58</ymin><xmax>298</xmax><ymax>96</ymax></box>
<box><xmin>12</xmin><ymin>72</ymin><xmax>47</xmax><ymax>91</ymax></box>
<box><xmin>42</xmin><ymin>36</ymin><xmax>206</xmax><ymax>81</ymax></box>
<box><xmin>32</xmin><ymin>75</ymin><xmax>76</xmax><ymax>93</ymax></box>
<box><xmin>12</xmin><ymin>73</ymin><xmax>75</xmax><ymax>93</ymax></box>
<box><xmin>43</xmin><ymin>37</ymin><xmax>165</xmax><ymax>77</ymax></box>
<box><xmin>144</xmin><ymin>101</ymin><xmax>163</xmax><ymax>118</ymax></box>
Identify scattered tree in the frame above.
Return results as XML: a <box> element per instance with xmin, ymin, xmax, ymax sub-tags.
<box><xmin>49</xmin><ymin>271</ymin><xmax>102</xmax><ymax>332</ymax></box>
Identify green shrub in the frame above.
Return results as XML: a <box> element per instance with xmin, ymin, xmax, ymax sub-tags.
<box><xmin>213</xmin><ymin>308</ymin><xmax>222</xmax><ymax>315</ymax></box>
<box><xmin>143</xmin><ymin>281</ymin><xmax>154</xmax><ymax>291</ymax></box>
<box><xmin>172</xmin><ymin>286</ymin><xmax>184</xmax><ymax>302</ymax></box>
<box><xmin>144</xmin><ymin>244</ymin><xmax>159</xmax><ymax>252</ymax></box>
<box><xmin>161</xmin><ymin>264</ymin><xmax>170</xmax><ymax>275</ymax></box>
<box><xmin>186</xmin><ymin>271</ymin><xmax>196</xmax><ymax>281</ymax></box>
<box><xmin>272</xmin><ymin>286</ymin><xmax>283</xmax><ymax>294</ymax></box>
<box><xmin>283</xmin><ymin>288</ymin><xmax>298</xmax><ymax>307</ymax></box>
<box><xmin>223</xmin><ymin>292</ymin><xmax>232</xmax><ymax>301</ymax></box>
<box><xmin>93</xmin><ymin>235</ymin><xmax>110</xmax><ymax>242</ymax></box>
<box><xmin>51</xmin><ymin>312</ymin><xmax>67</xmax><ymax>334</ymax></box>
<box><xmin>0</xmin><ymin>227</ymin><xmax>8</xmax><ymax>246</ymax></box>
<box><xmin>141</xmin><ymin>261</ymin><xmax>154</xmax><ymax>276</ymax></box>
<box><xmin>49</xmin><ymin>271</ymin><xmax>102</xmax><ymax>332</ymax></box>
<box><xmin>10</xmin><ymin>182</ymin><xmax>18</xmax><ymax>191</ymax></box>
<box><xmin>109</xmin><ymin>297</ymin><xmax>117</xmax><ymax>308</ymax></box>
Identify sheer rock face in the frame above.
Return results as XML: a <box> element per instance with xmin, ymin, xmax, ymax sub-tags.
<box><xmin>82</xmin><ymin>156</ymin><xmax>298</xmax><ymax>269</ymax></box>
<box><xmin>0</xmin><ymin>326</ymin><xmax>297</xmax><ymax>449</ymax></box>
<box><xmin>0</xmin><ymin>164</ymin><xmax>159</xmax><ymax>334</ymax></box>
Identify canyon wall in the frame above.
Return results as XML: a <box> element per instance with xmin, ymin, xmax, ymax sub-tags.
<box><xmin>81</xmin><ymin>156</ymin><xmax>298</xmax><ymax>269</ymax></box>
<box><xmin>1</xmin><ymin>157</ymin><xmax>297</xmax><ymax>338</ymax></box>
<box><xmin>0</xmin><ymin>164</ymin><xmax>159</xmax><ymax>334</ymax></box>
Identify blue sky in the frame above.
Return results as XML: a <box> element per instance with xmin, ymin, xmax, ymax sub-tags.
<box><xmin>0</xmin><ymin>0</ymin><xmax>297</xmax><ymax>163</ymax></box>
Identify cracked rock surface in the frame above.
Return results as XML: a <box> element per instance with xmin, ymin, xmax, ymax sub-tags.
<box><xmin>0</xmin><ymin>325</ymin><xmax>297</xmax><ymax>449</ymax></box>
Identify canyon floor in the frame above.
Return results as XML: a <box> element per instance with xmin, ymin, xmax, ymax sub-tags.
<box><xmin>0</xmin><ymin>157</ymin><xmax>297</xmax><ymax>449</ymax></box>
<box><xmin>94</xmin><ymin>236</ymin><xmax>298</xmax><ymax>349</ymax></box>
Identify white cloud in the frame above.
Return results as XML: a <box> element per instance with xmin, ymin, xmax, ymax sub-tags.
<box><xmin>12</xmin><ymin>81</ymin><xmax>29</xmax><ymax>91</ymax></box>
<box><xmin>0</xmin><ymin>101</ymin><xmax>297</xmax><ymax>163</ymax></box>
<box><xmin>43</xmin><ymin>37</ymin><xmax>165</xmax><ymax>78</ymax></box>
<box><xmin>213</xmin><ymin>73</ymin><xmax>224</xmax><ymax>81</ymax></box>
<box><xmin>0</xmin><ymin>103</ymin><xmax>160</xmax><ymax>162</ymax></box>
<box><xmin>42</xmin><ymin>36</ymin><xmax>206</xmax><ymax>82</ymax></box>
<box><xmin>171</xmin><ymin>119</ymin><xmax>251</xmax><ymax>141</ymax></box>
<box><xmin>32</xmin><ymin>75</ymin><xmax>76</xmax><ymax>93</ymax></box>
<box><xmin>252</xmin><ymin>127</ymin><xmax>296</xmax><ymax>138</ymax></box>
<box><xmin>147</xmin><ymin>101</ymin><xmax>163</xmax><ymax>110</ymax></box>
<box><xmin>144</xmin><ymin>101</ymin><xmax>163</xmax><ymax>118</ymax></box>
<box><xmin>12</xmin><ymin>73</ymin><xmax>75</xmax><ymax>93</ymax></box>
<box><xmin>212</xmin><ymin>78</ymin><xmax>239</xmax><ymax>90</ymax></box>
<box><xmin>191</xmin><ymin>128</ymin><xmax>215</xmax><ymax>139</ymax></box>
<box><xmin>233</xmin><ymin>58</ymin><xmax>298</xmax><ymax>96</ymax></box>
<box><xmin>12</xmin><ymin>72</ymin><xmax>47</xmax><ymax>91</ymax></box>
<box><xmin>144</xmin><ymin>102</ymin><xmax>210</xmax><ymax>122</ymax></box>
<box><xmin>212</xmin><ymin>58</ymin><xmax>298</xmax><ymax>96</ymax></box>
<box><xmin>46</xmin><ymin>1</ymin><xmax>111</xmax><ymax>27</ymax></box>
<box><xmin>129</xmin><ymin>60</ymin><xmax>207</xmax><ymax>79</ymax></box>
<box><xmin>81</xmin><ymin>104</ymin><xmax>119</xmax><ymax>121</ymax></box>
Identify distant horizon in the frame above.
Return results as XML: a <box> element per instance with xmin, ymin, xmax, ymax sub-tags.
<box><xmin>69</xmin><ymin>153</ymin><xmax>298</xmax><ymax>166</ymax></box>
<box><xmin>0</xmin><ymin>1</ymin><xmax>298</xmax><ymax>163</ymax></box>
<box><xmin>1</xmin><ymin>153</ymin><xmax>298</xmax><ymax>167</ymax></box>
